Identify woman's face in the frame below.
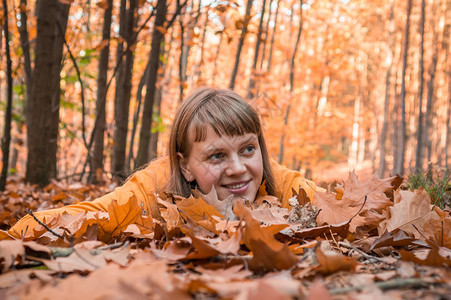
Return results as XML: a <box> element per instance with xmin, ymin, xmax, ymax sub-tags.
<box><xmin>179</xmin><ymin>126</ymin><xmax>264</xmax><ymax>202</ymax></box>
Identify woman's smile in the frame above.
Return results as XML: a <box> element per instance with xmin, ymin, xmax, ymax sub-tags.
<box><xmin>179</xmin><ymin>126</ymin><xmax>263</xmax><ymax>202</ymax></box>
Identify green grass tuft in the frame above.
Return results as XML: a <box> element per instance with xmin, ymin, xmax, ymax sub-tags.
<box><xmin>406</xmin><ymin>165</ymin><xmax>451</xmax><ymax>209</ymax></box>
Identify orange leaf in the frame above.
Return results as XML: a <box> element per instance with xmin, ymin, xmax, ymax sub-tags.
<box><xmin>234</xmin><ymin>201</ymin><xmax>298</xmax><ymax>272</ymax></box>
<box><xmin>315</xmin><ymin>241</ymin><xmax>357</xmax><ymax>275</ymax></box>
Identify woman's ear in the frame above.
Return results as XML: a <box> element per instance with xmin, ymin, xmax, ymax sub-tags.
<box><xmin>178</xmin><ymin>153</ymin><xmax>194</xmax><ymax>182</ymax></box>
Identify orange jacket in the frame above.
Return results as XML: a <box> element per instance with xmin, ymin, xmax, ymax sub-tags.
<box><xmin>6</xmin><ymin>157</ymin><xmax>319</xmax><ymax>239</ymax></box>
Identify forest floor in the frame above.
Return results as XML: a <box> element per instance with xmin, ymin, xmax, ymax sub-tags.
<box><xmin>0</xmin><ymin>170</ymin><xmax>450</xmax><ymax>299</ymax></box>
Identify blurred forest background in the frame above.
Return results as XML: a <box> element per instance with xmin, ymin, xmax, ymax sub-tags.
<box><xmin>0</xmin><ymin>0</ymin><xmax>449</xmax><ymax>189</ymax></box>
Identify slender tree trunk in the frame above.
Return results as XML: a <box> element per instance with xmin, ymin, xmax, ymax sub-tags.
<box><xmin>229</xmin><ymin>0</ymin><xmax>253</xmax><ymax>90</ymax></box>
<box><xmin>0</xmin><ymin>0</ymin><xmax>13</xmax><ymax>191</ymax></box>
<box><xmin>112</xmin><ymin>0</ymin><xmax>138</xmax><ymax>179</ymax></box>
<box><xmin>415</xmin><ymin>0</ymin><xmax>426</xmax><ymax>172</ymax></box>
<box><xmin>18</xmin><ymin>0</ymin><xmax>32</xmax><ymax>105</ymax></box>
<box><xmin>278</xmin><ymin>0</ymin><xmax>303</xmax><ymax>164</ymax></box>
<box><xmin>26</xmin><ymin>0</ymin><xmax>58</xmax><ymax>186</ymax></box>
<box><xmin>394</xmin><ymin>0</ymin><xmax>412</xmax><ymax>176</ymax></box>
<box><xmin>179</xmin><ymin>20</ymin><xmax>186</xmax><ymax>102</ymax></box>
<box><xmin>444</xmin><ymin>0</ymin><xmax>451</xmax><ymax>168</ymax></box>
<box><xmin>247</xmin><ymin>0</ymin><xmax>267</xmax><ymax>99</ymax></box>
<box><xmin>127</xmin><ymin>60</ymin><xmax>151</xmax><ymax>171</ymax></box>
<box><xmin>135</xmin><ymin>0</ymin><xmax>167</xmax><ymax>168</ymax></box>
<box><xmin>259</xmin><ymin>0</ymin><xmax>273</xmax><ymax>70</ymax></box>
<box><xmin>423</xmin><ymin>16</ymin><xmax>439</xmax><ymax>165</ymax></box>
<box><xmin>379</xmin><ymin>0</ymin><xmax>395</xmax><ymax>178</ymax></box>
<box><xmin>212</xmin><ymin>17</ymin><xmax>227</xmax><ymax>83</ymax></box>
<box><xmin>149</xmin><ymin>37</ymin><xmax>171</xmax><ymax>161</ymax></box>
<box><xmin>267</xmin><ymin>0</ymin><xmax>281</xmax><ymax>73</ymax></box>
<box><xmin>89</xmin><ymin>0</ymin><xmax>113</xmax><ymax>183</ymax></box>
<box><xmin>194</xmin><ymin>9</ymin><xmax>208</xmax><ymax>82</ymax></box>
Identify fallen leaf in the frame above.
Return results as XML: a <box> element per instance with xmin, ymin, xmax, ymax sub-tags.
<box><xmin>423</xmin><ymin>211</ymin><xmax>451</xmax><ymax>248</ymax></box>
<box><xmin>0</xmin><ymin>240</ymin><xmax>25</xmax><ymax>272</ymax></box>
<box><xmin>315</xmin><ymin>241</ymin><xmax>357</xmax><ymax>275</ymax></box>
<box><xmin>234</xmin><ymin>201</ymin><xmax>298</xmax><ymax>272</ymax></box>
<box><xmin>400</xmin><ymin>246</ymin><xmax>451</xmax><ymax>267</ymax></box>
<box><xmin>370</xmin><ymin>229</ymin><xmax>416</xmax><ymax>250</ymax></box>
<box><xmin>378</xmin><ymin>189</ymin><xmax>440</xmax><ymax>239</ymax></box>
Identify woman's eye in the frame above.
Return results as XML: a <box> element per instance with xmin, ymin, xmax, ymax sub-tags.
<box><xmin>242</xmin><ymin>145</ymin><xmax>255</xmax><ymax>154</ymax></box>
<box><xmin>209</xmin><ymin>153</ymin><xmax>225</xmax><ymax>161</ymax></box>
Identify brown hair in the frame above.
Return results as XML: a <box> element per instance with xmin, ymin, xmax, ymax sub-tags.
<box><xmin>166</xmin><ymin>87</ymin><xmax>276</xmax><ymax>198</ymax></box>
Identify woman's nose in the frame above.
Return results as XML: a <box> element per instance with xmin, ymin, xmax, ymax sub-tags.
<box><xmin>225</xmin><ymin>157</ymin><xmax>246</xmax><ymax>176</ymax></box>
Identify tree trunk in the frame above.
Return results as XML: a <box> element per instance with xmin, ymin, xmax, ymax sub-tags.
<box><xmin>259</xmin><ymin>0</ymin><xmax>273</xmax><ymax>70</ymax></box>
<box><xmin>48</xmin><ymin>1</ymin><xmax>71</xmax><ymax>179</ymax></box>
<box><xmin>278</xmin><ymin>0</ymin><xmax>303</xmax><ymax>164</ymax></box>
<box><xmin>135</xmin><ymin>0</ymin><xmax>167</xmax><ymax>168</ymax></box>
<box><xmin>112</xmin><ymin>0</ymin><xmax>138</xmax><ymax>179</ymax></box>
<box><xmin>229</xmin><ymin>0</ymin><xmax>253</xmax><ymax>90</ymax></box>
<box><xmin>393</xmin><ymin>0</ymin><xmax>412</xmax><ymax>176</ymax></box>
<box><xmin>379</xmin><ymin>0</ymin><xmax>395</xmax><ymax>178</ymax></box>
<box><xmin>0</xmin><ymin>0</ymin><xmax>13</xmax><ymax>191</ymax></box>
<box><xmin>444</xmin><ymin>0</ymin><xmax>451</xmax><ymax>168</ymax></box>
<box><xmin>18</xmin><ymin>0</ymin><xmax>32</xmax><ymax>105</ymax></box>
<box><xmin>89</xmin><ymin>0</ymin><xmax>113</xmax><ymax>183</ymax></box>
<box><xmin>267</xmin><ymin>0</ymin><xmax>281</xmax><ymax>73</ymax></box>
<box><xmin>26</xmin><ymin>0</ymin><xmax>58</xmax><ymax>186</ymax></box>
<box><xmin>247</xmin><ymin>0</ymin><xmax>267</xmax><ymax>99</ymax></box>
<box><xmin>415</xmin><ymin>0</ymin><xmax>426</xmax><ymax>172</ymax></box>
<box><xmin>423</xmin><ymin>13</ymin><xmax>440</xmax><ymax>165</ymax></box>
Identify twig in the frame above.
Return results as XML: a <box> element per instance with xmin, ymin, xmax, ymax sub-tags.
<box><xmin>56</xmin><ymin>21</ymin><xmax>88</xmax><ymax>150</ymax></box>
<box><xmin>26</xmin><ymin>209</ymin><xmax>64</xmax><ymax>240</ymax></box>
<box><xmin>330</xmin><ymin>278</ymin><xmax>433</xmax><ymax>294</ymax></box>
<box><xmin>338</xmin><ymin>242</ymin><xmax>392</xmax><ymax>264</ymax></box>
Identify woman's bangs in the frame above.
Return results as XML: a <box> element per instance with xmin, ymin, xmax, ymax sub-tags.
<box><xmin>190</xmin><ymin>101</ymin><xmax>260</xmax><ymax>142</ymax></box>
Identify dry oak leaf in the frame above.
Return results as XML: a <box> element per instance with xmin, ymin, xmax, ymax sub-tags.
<box><xmin>339</xmin><ymin>172</ymin><xmax>394</xmax><ymax>211</ymax></box>
<box><xmin>234</xmin><ymin>201</ymin><xmax>298</xmax><ymax>272</ymax></box>
<box><xmin>400</xmin><ymin>246</ymin><xmax>451</xmax><ymax>267</ymax></box>
<box><xmin>0</xmin><ymin>240</ymin><xmax>25</xmax><ymax>272</ymax></box>
<box><xmin>370</xmin><ymin>229</ymin><xmax>416</xmax><ymax>250</ymax></box>
<box><xmin>157</xmin><ymin>197</ymin><xmax>180</xmax><ymax>231</ymax></box>
<box><xmin>17</xmin><ymin>259</ymin><xmax>188</xmax><ymax>300</ymax></box>
<box><xmin>177</xmin><ymin>194</ymin><xmax>223</xmax><ymax>234</ymax></box>
<box><xmin>315</xmin><ymin>241</ymin><xmax>357</xmax><ymax>275</ymax></box>
<box><xmin>314</xmin><ymin>172</ymin><xmax>394</xmax><ymax>232</ymax></box>
<box><xmin>313</xmin><ymin>189</ymin><xmax>366</xmax><ymax>232</ymax></box>
<box><xmin>378</xmin><ymin>189</ymin><xmax>440</xmax><ymax>239</ymax></box>
<box><xmin>423</xmin><ymin>208</ymin><xmax>451</xmax><ymax>248</ymax></box>
<box><xmin>96</xmin><ymin>196</ymin><xmax>146</xmax><ymax>242</ymax></box>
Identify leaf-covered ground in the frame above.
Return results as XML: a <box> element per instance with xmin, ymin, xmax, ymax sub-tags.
<box><xmin>0</xmin><ymin>173</ymin><xmax>450</xmax><ymax>299</ymax></box>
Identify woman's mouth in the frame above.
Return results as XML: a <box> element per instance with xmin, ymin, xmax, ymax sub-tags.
<box><xmin>222</xmin><ymin>181</ymin><xmax>250</xmax><ymax>194</ymax></box>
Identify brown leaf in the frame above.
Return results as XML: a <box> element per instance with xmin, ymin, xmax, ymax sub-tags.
<box><xmin>378</xmin><ymin>189</ymin><xmax>440</xmax><ymax>239</ymax></box>
<box><xmin>157</xmin><ymin>198</ymin><xmax>180</xmax><ymax>231</ymax></box>
<box><xmin>315</xmin><ymin>241</ymin><xmax>357</xmax><ymax>275</ymax></box>
<box><xmin>423</xmin><ymin>210</ymin><xmax>451</xmax><ymax>248</ymax></box>
<box><xmin>178</xmin><ymin>195</ymin><xmax>223</xmax><ymax>234</ymax></box>
<box><xmin>0</xmin><ymin>240</ymin><xmax>25</xmax><ymax>272</ymax></box>
<box><xmin>234</xmin><ymin>201</ymin><xmax>298</xmax><ymax>272</ymax></box>
<box><xmin>184</xmin><ymin>234</ymin><xmax>221</xmax><ymax>260</ymax></box>
<box><xmin>42</xmin><ymin>248</ymin><xmax>107</xmax><ymax>272</ymax></box>
<box><xmin>96</xmin><ymin>198</ymin><xmax>142</xmax><ymax>242</ymax></box>
<box><xmin>313</xmin><ymin>190</ymin><xmax>366</xmax><ymax>232</ymax></box>
<box><xmin>400</xmin><ymin>246</ymin><xmax>451</xmax><ymax>267</ymax></box>
<box><xmin>370</xmin><ymin>229</ymin><xmax>416</xmax><ymax>250</ymax></box>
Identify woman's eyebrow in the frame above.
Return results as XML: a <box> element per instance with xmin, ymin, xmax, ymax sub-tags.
<box><xmin>203</xmin><ymin>146</ymin><xmax>224</xmax><ymax>155</ymax></box>
<box><xmin>239</xmin><ymin>136</ymin><xmax>257</xmax><ymax>145</ymax></box>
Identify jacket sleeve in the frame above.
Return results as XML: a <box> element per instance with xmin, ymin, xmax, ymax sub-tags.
<box><xmin>5</xmin><ymin>157</ymin><xmax>170</xmax><ymax>240</ymax></box>
<box><xmin>270</xmin><ymin>160</ymin><xmax>322</xmax><ymax>208</ymax></box>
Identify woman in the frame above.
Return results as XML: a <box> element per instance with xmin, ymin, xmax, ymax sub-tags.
<box><xmin>5</xmin><ymin>87</ymin><xmax>319</xmax><ymax>239</ymax></box>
